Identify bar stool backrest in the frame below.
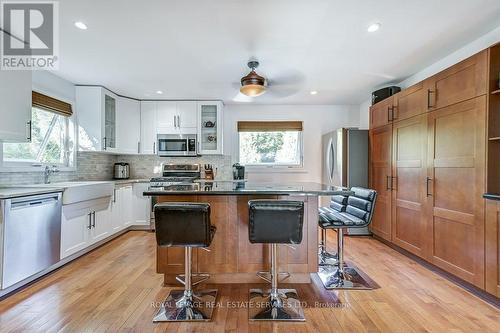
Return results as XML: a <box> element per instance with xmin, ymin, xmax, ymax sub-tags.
<box><xmin>345</xmin><ymin>187</ymin><xmax>377</xmax><ymax>226</ymax></box>
<box><xmin>154</xmin><ymin>202</ymin><xmax>212</xmax><ymax>247</ymax></box>
<box><xmin>330</xmin><ymin>195</ymin><xmax>348</xmax><ymax>212</ymax></box>
<box><xmin>248</xmin><ymin>200</ymin><xmax>304</xmax><ymax>244</ymax></box>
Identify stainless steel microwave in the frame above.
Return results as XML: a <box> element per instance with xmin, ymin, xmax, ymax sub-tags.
<box><xmin>157</xmin><ymin>134</ymin><xmax>198</xmax><ymax>157</ymax></box>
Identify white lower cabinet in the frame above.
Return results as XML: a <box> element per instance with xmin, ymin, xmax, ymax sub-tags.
<box><xmin>60</xmin><ymin>197</ymin><xmax>112</xmax><ymax>259</ymax></box>
<box><xmin>132</xmin><ymin>183</ymin><xmax>151</xmax><ymax>226</ymax></box>
<box><xmin>90</xmin><ymin>205</ymin><xmax>112</xmax><ymax>243</ymax></box>
<box><xmin>121</xmin><ymin>185</ymin><xmax>134</xmax><ymax>228</ymax></box>
<box><xmin>60</xmin><ymin>183</ymin><xmax>151</xmax><ymax>260</ymax></box>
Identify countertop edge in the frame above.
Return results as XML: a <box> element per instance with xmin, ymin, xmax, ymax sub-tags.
<box><xmin>0</xmin><ymin>188</ymin><xmax>64</xmax><ymax>200</ymax></box>
<box><xmin>143</xmin><ymin>191</ymin><xmax>350</xmax><ymax>196</ymax></box>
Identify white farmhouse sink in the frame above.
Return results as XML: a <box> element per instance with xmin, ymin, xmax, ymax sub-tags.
<box><xmin>29</xmin><ymin>181</ymin><xmax>114</xmax><ymax>205</ymax></box>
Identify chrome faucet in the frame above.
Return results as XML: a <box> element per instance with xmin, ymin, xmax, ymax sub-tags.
<box><xmin>44</xmin><ymin>165</ymin><xmax>59</xmax><ymax>184</ymax></box>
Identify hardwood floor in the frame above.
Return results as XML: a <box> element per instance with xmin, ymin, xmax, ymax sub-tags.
<box><xmin>0</xmin><ymin>231</ymin><xmax>499</xmax><ymax>332</ymax></box>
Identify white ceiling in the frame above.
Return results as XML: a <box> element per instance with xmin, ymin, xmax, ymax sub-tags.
<box><xmin>54</xmin><ymin>0</ymin><xmax>500</xmax><ymax>104</ymax></box>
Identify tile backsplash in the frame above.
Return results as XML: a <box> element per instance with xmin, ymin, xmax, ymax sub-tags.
<box><xmin>0</xmin><ymin>152</ymin><xmax>232</xmax><ymax>186</ymax></box>
<box><xmin>115</xmin><ymin>154</ymin><xmax>232</xmax><ymax>180</ymax></box>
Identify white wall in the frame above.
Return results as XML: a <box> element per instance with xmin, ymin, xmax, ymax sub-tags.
<box><xmin>359</xmin><ymin>24</ymin><xmax>500</xmax><ymax>124</ymax></box>
<box><xmin>32</xmin><ymin>71</ymin><xmax>75</xmax><ymax>103</ymax></box>
<box><xmin>223</xmin><ymin>104</ymin><xmax>360</xmax><ymax>183</ymax></box>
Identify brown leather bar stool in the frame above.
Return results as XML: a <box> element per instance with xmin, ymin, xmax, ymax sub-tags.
<box><xmin>247</xmin><ymin>200</ymin><xmax>305</xmax><ymax>322</ymax></box>
<box><xmin>153</xmin><ymin>202</ymin><xmax>217</xmax><ymax>322</ymax></box>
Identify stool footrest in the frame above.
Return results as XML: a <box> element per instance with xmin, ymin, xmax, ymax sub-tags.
<box><xmin>256</xmin><ymin>271</ymin><xmax>290</xmax><ymax>284</ymax></box>
<box><xmin>176</xmin><ymin>273</ymin><xmax>210</xmax><ymax>286</ymax></box>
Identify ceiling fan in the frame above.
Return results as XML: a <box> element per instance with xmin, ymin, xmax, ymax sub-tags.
<box><xmin>235</xmin><ymin>59</ymin><xmax>305</xmax><ymax>101</ymax></box>
<box><xmin>239</xmin><ymin>60</ymin><xmax>267</xmax><ymax>97</ymax></box>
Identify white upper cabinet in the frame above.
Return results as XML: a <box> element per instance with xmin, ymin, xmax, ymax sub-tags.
<box><xmin>156</xmin><ymin>101</ymin><xmax>177</xmax><ymax>131</ymax></box>
<box><xmin>140</xmin><ymin>101</ymin><xmax>157</xmax><ymax>154</ymax></box>
<box><xmin>77</xmin><ymin>86</ymin><xmax>140</xmax><ymax>154</ymax></box>
<box><xmin>198</xmin><ymin>101</ymin><xmax>223</xmax><ymax>155</ymax></box>
<box><xmin>0</xmin><ymin>60</ymin><xmax>32</xmax><ymax>142</ymax></box>
<box><xmin>138</xmin><ymin>100</ymin><xmax>223</xmax><ymax>155</ymax></box>
<box><xmin>177</xmin><ymin>101</ymin><xmax>198</xmax><ymax>132</ymax></box>
<box><xmin>117</xmin><ymin>97</ymin><xmax>140</xmax><ymax>154</ymax></box>
<box><xmin>156</xmin><ymin>101</ymin><xmax>197</xmax><ymax>134</ymax></box>
<box><xmin>77</xmin><ymin>86</ymin><xmax>117</xmax><ymax>152</ymax></box>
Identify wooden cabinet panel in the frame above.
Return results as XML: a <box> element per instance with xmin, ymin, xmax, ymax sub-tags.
<box><xmin>427</xmin><ymin>51</ymin><xmax>487</xmax><ymax>110</ymax></box>
<box><xmin>391</xmin><ymin>115</ymin><xmax>428</xmax><ymax>258</ymax></box>
<box><xmin>197</xmin><ymin>196</ymin><xmax>238</xmax><ymax>273</ymax></box>
<box><xmin>485</xmin><ymin>199</ymin><xmax>500</xmax><ymax>297</ymax></box>
<box><xmin>393</xmin><ymin>82</ymin><xmax>426</xmax><ymax>122</ymax></box>
<box><xmin>370</xmin><ymin>97</ymin><xmax>394</xmax><ymax>129</ymax></box>
<box><xmin>427</xmin><ymin>96</ymin><xmax>486</xmax><ymax>287</ymax></box>
<box><xmin>369</xmin><ymin>124</ymin><xmax>392</xmax><ymax>241</ymax></box>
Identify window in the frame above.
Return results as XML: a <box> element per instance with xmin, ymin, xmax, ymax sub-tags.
<box><xmin>2</xmin><ymin>92</ymin><xmax>75</xmax><ymax>168</ymax></box>
<box><xmin>238</xmin><ymin>121</ymin><xmax>303</xmax><ymax>167</ymax></box>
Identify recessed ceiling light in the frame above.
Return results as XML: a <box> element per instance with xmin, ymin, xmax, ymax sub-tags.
<box><xmin>74</xmin><ymin>21</ymin><xmax>88</xmax><ymax>30</ymax></box>
<box><xmin>156</xmin><ymin>90</ymin><xmax>163</xmax><ymax>95</ymax></box>
<box><xmin>367</xmin><ymin>23</ymin><xmax>381</xmax><ymax>32</ymax></box>
<box><xmin>310</xmin><ymin>91</ymin><xmax>318</xmax><ymax>95</ymax></box>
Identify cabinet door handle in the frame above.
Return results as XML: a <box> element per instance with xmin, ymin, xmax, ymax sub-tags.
<box><xmin>137</xmin><ymin>142</ymin><xmax>140</xmax><ymax>154</ymax></box>
<box><xmin>26</xmin><ymin>121</ymin><xmax>32</xmax><ymax>141</ymax></box>
<box><xmin>113</xmin><ymin>188</ymin><xmax>117</xmax><ymax>203</ymax></box>
<box><xmin>92</xmin><ymin>211</ymin><xmax>96</xmax><ymax>228</ymax></box>
<box><xmin>177</xmin><ymin>115</ymin><xmax>180</xmax><ymax>127</ymax></box>
<box><xmin>87</xmin><ymin>213</ymin><xmax>92</xmax><ymax>229</ymax></box>
<box><xmin>426</xmin><ymin>177</ymin><xmax>433</xmax><ymax>196</ymax></box>
<box><xmin>174</xmin><ymin>115</ymin><xmax>177</xmax><ymax>127</ymax></box>
<box><xmin>153</xmin><ymin>142</ymin><xmax>156</xmax><ymax>154</ymax></box>
<box><xmin>427</xmin><ymin>89</ymin><xmax>436</xmax><ymax>108</ymax></box>
<box><xmin>391</xmin><ymin>106</ymin><xmax>398</xmax><ymax>120</ymax></box>
<box><xmin>387</xmin><ymin>106</ymin><xmax>392</xmax><ymax>122</ymax></box>
<box><xmin>103</xmin><ymin>137</ymin><xmax>107</xmax><ymax>150</ymax></box>
<box><xmin>386</xmin><ymin>176</ymin><xmax>392</xmax><ymax>190</ymax></box>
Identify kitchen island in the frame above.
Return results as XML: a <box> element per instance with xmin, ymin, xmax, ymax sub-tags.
<box><xmin>144</xmin><ymin>182</ymin><xmax>350</xmax><ymax>284</ymax></box>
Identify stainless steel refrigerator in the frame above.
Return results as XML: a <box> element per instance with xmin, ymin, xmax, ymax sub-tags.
<box><xmin>322</xmin><ymin>128</ymin><xmax>370</xmax><ymax>235</ymax></box>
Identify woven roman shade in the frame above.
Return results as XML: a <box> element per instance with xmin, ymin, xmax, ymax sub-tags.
<box><xmin>32</xmin><ymin>91</ymin><xmax>73</xmax><ymax>117</ymax></box>
<box><xmin>237</xmin><ymin>121</ymin><xmax>303</xmax><ymax>132</ymax></box>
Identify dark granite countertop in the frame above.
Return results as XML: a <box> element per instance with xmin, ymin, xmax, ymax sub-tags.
<box><xmin>484</xmin><ymin>193</ymin><xmax>500</xmax><ymax>201</ymax></box>
<box><xmin>143</xmin><ymin>181</ymin><xmax>351</xmax><ymax>196</ymax></box>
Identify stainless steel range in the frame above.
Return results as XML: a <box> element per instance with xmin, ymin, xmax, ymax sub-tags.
<box><xmin>149</xmin><ymin>164</ymin><xmax>201</xmax><ymax>230</ymax></box>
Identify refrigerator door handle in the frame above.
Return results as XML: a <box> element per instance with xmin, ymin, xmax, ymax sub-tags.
<box><xmin>330</xmin><ymin>141</ymin><xmax>335</xmax><ymax>180</ymax></box>
<box><xmin>326</xmin><ymin>137</ymin><xmax>333</xmax><ymax>183</ymax></box>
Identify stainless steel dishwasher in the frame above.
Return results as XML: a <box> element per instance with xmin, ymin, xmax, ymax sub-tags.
<box><xmin>1</xmin><ymin>192</ymin><xmax>62</xmax><ymax>289</ymax></box>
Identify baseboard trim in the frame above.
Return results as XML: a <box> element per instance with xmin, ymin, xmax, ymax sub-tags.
<box><xmin>373</xmin><ymin>235</ymin><xmax>500</xmax><ymax>309</ymax></box>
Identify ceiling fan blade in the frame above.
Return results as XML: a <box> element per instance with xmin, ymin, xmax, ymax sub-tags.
<box><xmin>232</xmin><ymin>92</ymin><xmax>253</xmax><ymax>103</ymax></box>
<box><xmin>267</xmin><ymin>69</ymin><xmax>305</xmax><ymax>87</ymax></box>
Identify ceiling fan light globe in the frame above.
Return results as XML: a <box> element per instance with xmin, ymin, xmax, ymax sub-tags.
<box><xmin>240</xmin><ymin>84</ymin><xmax>266</xmax><ymax>97</ymax></box>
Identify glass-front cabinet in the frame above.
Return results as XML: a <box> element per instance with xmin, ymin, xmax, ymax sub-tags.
<box><xmin>197</xmin><ymin>101</ymin><xmax>223</xmax><ymax>155</ymax></box>
<box><xmin>103</xmin><ymin>94</ymin><xmax>116</xmax><ymax>150</ymax></box>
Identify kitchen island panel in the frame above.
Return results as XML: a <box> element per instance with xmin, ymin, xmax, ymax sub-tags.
<box><xmin>155</xmin><ymin>194</ymin><xmax>318</xmax><ymax>284</ymax></box>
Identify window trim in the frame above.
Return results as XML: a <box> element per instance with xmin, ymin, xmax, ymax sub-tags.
<box><xmin>237</xmin><ymin>129</ymin><xmax>305</xmax><ymax>170</ymax></box>
<box><xmin>0</xmin><ymin>89</ymin><xmax>77</xmax><ymax>172</ymax></box>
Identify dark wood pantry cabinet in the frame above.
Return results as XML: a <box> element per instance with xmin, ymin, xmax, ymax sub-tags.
<box><xmin>369</xmin><ymin>44</ymin><xmax>498</xmax><ymax>293</ymax></box>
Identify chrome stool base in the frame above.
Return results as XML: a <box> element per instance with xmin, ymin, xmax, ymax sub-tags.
<box><xmin>248</xmin><ymin>288</ymin><xmax>305</xmax><ymax>321</ymax></box>
<box><xmin>153</xmin><ymin>289</ymin><xmax>218</xmax><ymax>322</ymax></box>
<box><xmin>318</xmin><ymin>264</ymin><xmax>372</xmax><ymax>290</ymax></box>
<box><xmin>318</xmin><ymin>250</ymin><xmax>339</xmax><ymax>266</ymax></box>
